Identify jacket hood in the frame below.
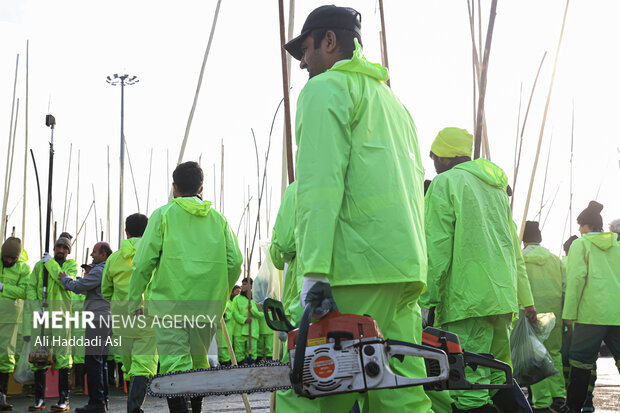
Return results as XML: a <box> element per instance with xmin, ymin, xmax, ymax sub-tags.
<box><xmin>329</xmin><ymin>39</ymin><xmax>389</xmax><ymax>82</ymax></box>
<box><xmin>120</xmin><ymin>237</ymin><xmax>140</xmax><ymax>259</ymax></box>
<box><xmin>582</xmin><ymin>232</ymin><xmax>617</xmax><ymax>251</ymax></box>
<box><xmin>454</xmin><ymin>158</ymin><xmax>508</xmax><ymax>190</ymax></box>
<box><xmin>19</xmin><ymin>248</ymin><xmax>28</xmax><ymax>263</ymax></box>
<box><xmin>172</xmin><ymin>196</ymin><xmax>212</xmax><ymax>217</ymax></box>
<box><xmin>523</xmin><ymin>244</ymin><xmax>548</xmax><ymax>265</ymax></box>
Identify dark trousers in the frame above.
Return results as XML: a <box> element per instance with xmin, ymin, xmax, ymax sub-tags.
<box><xmin>86</xmin><ymin>354</ymin><xmax>108</xmax><ymax>405</ymax></box>
<box><xmin>85</xmin><ymin>316</ymin><xmax>111</xmax><ymax>406</ymax></box>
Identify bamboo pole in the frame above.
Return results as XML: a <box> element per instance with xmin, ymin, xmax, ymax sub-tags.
<box><xmin>281</xmin><ymin>0</ymin><xmax>295</xmax><ymax>200</ymax></box>
<box><xmin>146</xmin><ymin>148</ymin><xmax>153</xmax><ymax>216</ymax></box>
<box><xmin>471</xmin><ymin>0</ymin><xmax>497</xmax><ymax>160</ymax></box>
<box><xmin>2</xmin><ymin>55</ymin><xmax>19</xmax><ymax>240</ymax></box>
<box><xmin>22</xmin><ymin>41</ymin><xmax>29</xmax><ymax>242</ymax></box>
<box><xmin>62</xmin><ymin>144</ymin><xmax>73</xmax><ymax>230</ymax></box>
<box><xmin>569</xmin><ymin>105</ymin><xmax>574</xmax><ymax>235</ymax></box>
<box><xmin>75</xmin><ymin>150</ymin><xmax>80</xmax><ymax>264</ymax></box>
<box><xmin>510</xmin><ymin>52</ymin><xmax>547</xmax><ymax>211</ymax></box>
<box><xmin>172</xmin><ymin>0</ymin><xmax>223</xmax><ymax>183</ymax></box>
<box><xmin>536</xmin><ymin>133</ymin><xmax>554</xmax><ymax>220</ymax></box>
<box><xmin>92</xmin><ymin>184</ymin><xmax>99</xmax><ymax>240</ymax></box>
<box><xmin>106</xmin><ymin>146</ymin><xmax>110</xmax><ymax>242</ymax></box>
<box><xmin>220</xmin><ymin>319</ymin><xmax>252</xmax><ymax>412</ymax></box>
<box><xmin>4</xmin><ymin>101</ymin><xmax>19</xmax><ymax>236</ymax></box>
<box><xmin>511</xmin><ymin>83</ymin><xmax>523</xmax><ymax>210</ymax></box>
<box><xmin>466</xmin><ymin>0</ymin><xmax>491</xmax><ymax>159</ymax></box>
<box><xmin>29</xmin><ymin>149</ymin><xmax>43</xmax><ymax>256</ymax></box>
<box><xmin>519</xmin><ymin>0</ymin><xmax>570</xmax><ymax>241</ymax></box>
<box><xmin>378</xmin><ymin>0</ymin><xmax>390</xmax><ymax>87</ymax></box>
<box><xmin>278</xmin><ymin>0</ymin><xmax>295</xmax><ymax>185</ymax></box>
<box><xmin>124</xmin><ymin>139</ymin><xmax>140</xmax><ymax>212</ymax></box>
<box><xmin>220</xmin><ymin>140</ymin><xmax>224</xmax><ymax>213</ymax></box>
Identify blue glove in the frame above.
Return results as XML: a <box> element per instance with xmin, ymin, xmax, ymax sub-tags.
<box><xmin>42</xmin><ymin>253</ymin><xmax>52</xmax><ymax>263</ymax></box>
<box><xmin>0</xmin><ymin>281</ymin><xmax>4</xmax><ymax>292</ymax></box>
<box><xmin>300</xmin><ymin>275</ymin><xmax>338</xmax><ymax>318</ymax></box>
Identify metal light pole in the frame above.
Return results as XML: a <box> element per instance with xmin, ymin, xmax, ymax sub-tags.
<box><xmin>106</xmin><ymin>73</ymin><xmax>138</xmax><ymax>248</ymax></box>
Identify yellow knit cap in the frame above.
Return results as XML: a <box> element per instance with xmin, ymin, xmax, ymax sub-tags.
<box><xmin>430</xmin><ymin>127</ymin><xmax>473</xmax><ymax>158</ymax></box>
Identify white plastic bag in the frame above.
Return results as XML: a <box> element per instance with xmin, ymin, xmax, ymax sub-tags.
<box><xmin>252</xmin><ymin>241</ymin><xmax>281</xmax><ymax>304</ymax></box>
<box><xmin>14</xmin><ymin>340</ymin><xmax>34</xmax><ymax>384</ymax></box>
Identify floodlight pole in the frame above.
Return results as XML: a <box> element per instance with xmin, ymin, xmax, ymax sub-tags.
<box><xmin>106</xmin><ymin>73</ymin><xmax>138</xmax><ymax>248</ymax></box>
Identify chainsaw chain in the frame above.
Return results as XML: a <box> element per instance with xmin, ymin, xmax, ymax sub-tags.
<box><xmin>148</xmin><ymin>361</ymin><xmax>293</xmax><ymax>398</ymax></box>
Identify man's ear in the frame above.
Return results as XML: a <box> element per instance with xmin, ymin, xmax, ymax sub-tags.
<box><xmin>324</xmin><ymin>30</ymin><xmax>338</xmax><ymax>54</ymax></box>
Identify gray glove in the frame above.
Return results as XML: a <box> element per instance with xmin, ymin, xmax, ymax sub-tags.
<box><xmin>300</xmin><ymin>275</ymin><xmax>338</xmax><ymax>318</ymax></box>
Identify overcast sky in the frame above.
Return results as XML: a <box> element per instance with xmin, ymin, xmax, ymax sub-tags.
<box><xmin>1</xmin><ymin>0</ymin><xmax>619</xmax><ymax>277</ymax></box>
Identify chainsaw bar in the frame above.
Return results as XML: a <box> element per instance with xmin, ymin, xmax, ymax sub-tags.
<box><xmin>148</xmin><ymin>361</ymin><xmax>292</xmax><ymax>398</ymax></box>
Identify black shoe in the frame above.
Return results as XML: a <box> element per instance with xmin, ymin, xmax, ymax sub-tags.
<box><xmin>29</xmin><ymin>369</ymin><xmax>47</xmax><ymax>411</ymax></box>
<box><xmin>28</xmin><ymin>399</ymin><xmax>45</xmax><ymax>411</ymax></box>
<box><xmin>127</xmin><ymin>376</ymin><xmax>148</xmax><ymax>413</ymax></box>
<box><xmin>549</xmin><ymin>398</ymin><xmax>566</xmax><ymax>413</ymax></box>
<box><xmin>190</xmin><ymin>396</ymin><xmax>203</xmax><ymax>413</ymax></box>
<box><xmin>167</xmin><ymin>397</ymin><xmax>189</xmax><ymax>413</ymax></box>
<box><xmin>75</xmin><ymin>403</ymin><xmax>107</xmax><ymax>413</ymax></box>
<box><xmin>0</xmin><ymin>394</ymin><xmax>13</xmax><ymax>411</ymax></box>
<box><xmin>51</xmin><ymin>368</ymin><xmax>71</xmax><ymax>411</ymax></box>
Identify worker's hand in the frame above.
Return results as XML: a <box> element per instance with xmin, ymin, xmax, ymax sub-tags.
<box><xmin>58</xmin><ymin>272</ymin><xmax>66</xmax><ymax>280</ymax></box>
<box><xmin>134</xmin><ymin>308</ymin><xmax>144</xmax><ymax>316</ymax></box>
<box><xmin>42</xmin><ymin>253</ymin><xmax>52</xmax><ymax>263</ymax></box>
<box><xmin>245</xmin><ymin>317</ymin><xmax>252</xmax><ymax>324</ymax></box>
<box><xmin>23</xmin><ymin>336</ymin><xmax>30</xmax><ymax>342</ymax></box>
<box><xmin>524</xmin><ymin>305</ymin><xmax>537</xmax><ymax>323</ymax></box>
<box><xmin>0</xmin><ymin>281</ymin><xmax>4</xmax><ymax>292</ymax></box>
<box><xmin>300</xmin><ymin>275</ymin><xmax>337</xmax><ymax>319</ymax></box>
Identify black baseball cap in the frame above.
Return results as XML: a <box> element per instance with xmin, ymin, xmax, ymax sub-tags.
<box><xmin>284</xmin><ymin>5</ymin><xmax>361</xmax><ymax>61</ymax></box>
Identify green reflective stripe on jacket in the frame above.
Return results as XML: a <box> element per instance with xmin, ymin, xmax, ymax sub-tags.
<box><xmin>421</xmin><ymin>159</ymin><xmax>528</xmax><ymax>325</ymax></box>
<box><xmin>563</xmin><ymin>232</ymin><xmax>620</xmax><ymax>325</ymax></box>
<box><xmin>294</xmin><ymin>41</ymin><xmax>426</xmax><ymax>287</ymax></box>
<box><xmin>128</xmin><ymin>197</ymin><xmax>243</xmax><ymax>313</ymax></box>
<box><xmin>231</xmin><ymin>294</ymin><xmax>261</xmax><ymax>338</ymax></box>
<box><xmin>523</xmin><ymin>245</ymin><xmax>563</xmax><ymax>318</ymax></box>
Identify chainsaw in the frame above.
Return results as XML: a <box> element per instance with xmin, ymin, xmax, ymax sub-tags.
<box><xmin>148</xmin><ymin>299</ymin><xmax>513</xmax><ymax>398</ymax></box>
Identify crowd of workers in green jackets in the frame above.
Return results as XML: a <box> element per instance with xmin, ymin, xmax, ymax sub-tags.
<box><xmin>1</xmin><ymin>4</ymin><xmax>620</xmax><ymax>413</ymax></box>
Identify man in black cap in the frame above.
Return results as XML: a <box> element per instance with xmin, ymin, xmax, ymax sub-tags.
<box><xmin>0</xmin><ymin>237</ymin><xmax>30</xmax><ymax>411</ymax></box>
<box><xmin>284</xmin><ymin>5</ymin><xmax>432</xmax><ymax>412</ymax></box>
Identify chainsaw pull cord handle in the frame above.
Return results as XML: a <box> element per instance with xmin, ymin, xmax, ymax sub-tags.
<box><xmin>291</xmin><ymin>303</ymin><xmax>312</xmax><ymax>395</ymax></box>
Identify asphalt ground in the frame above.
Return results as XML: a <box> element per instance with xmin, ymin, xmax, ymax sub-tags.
<box><xmin>6</xmin><ymin>356</ymin><xmax>618</xmax><ymax>412</ymax></box>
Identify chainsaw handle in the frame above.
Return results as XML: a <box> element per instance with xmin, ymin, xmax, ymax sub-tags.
<box><xmin>290</xmin><ymin>303</ymin><xmax>312</xmax><ymax>395</ymax></box>
<box><xmin>385</xmin><ymin>339</ymin><xmax>450</xmax><ymax>385</ymax></box>
<box><xmin>264</xmin><ymin>298</ymin><xmax>295</xmax><ymax>332</ymax></box>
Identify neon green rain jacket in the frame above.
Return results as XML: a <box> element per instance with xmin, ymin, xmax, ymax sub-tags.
<box><xmin>231</xmin><ymin>294</ymin><xmax>261</xmax><ymax>339</ymax></box>
<box><xmin>421</xmin><ymin>159</ymin><xmax>534</xmax><ymax>326</ymax></box>
<box><xmin>102</xmin><ymin>237</ymin><xmax>153</xmax><ymax>338</ymax></box>
<box><xmin>269</xmin><ymin>182</ymin><xmax>303</xmax><ymax>324</ymax></box>
<box><xmin>128</xmin><ymin>197</ymin><xmax>243</xmax><ymax>313</ymax></box>
<box><xmin>523</xmin><ymin>245</ymin><xmax>563</xmax><ymax>319</ymax></box>
<box><xmin>25</xmin><ymin>258</ymin><xmax>77</xmax><ymax>335</ymax></box>
<box><xmin>563</xmin><ymin>232</ymin><xmax>620</xmax><ymax>325</ymax></box>
<box><xmin>0</xmin><ymin>249</ymin><xmax>31</xmax><ymax>325</ymax></box>
<box><xmin>294</xmin><ymin>40</ymin><xmax>426</xmax><ymax>287</ymax></box>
